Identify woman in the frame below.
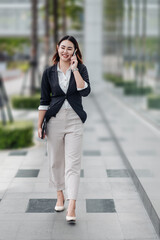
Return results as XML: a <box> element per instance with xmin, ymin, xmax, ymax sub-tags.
<box><xmin>38</xmin><ymin>35</ymin><xmax>91</xmax><ymax>223</ymax></box>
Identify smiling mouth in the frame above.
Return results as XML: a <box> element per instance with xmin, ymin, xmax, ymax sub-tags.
<box><xmin>62</xmin><ymin>54</ymin><xmax>69</xmax><ymax>58</ymax></box>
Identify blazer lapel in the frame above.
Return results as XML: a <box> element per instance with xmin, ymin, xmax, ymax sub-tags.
<box><xmin>66</xmin><ymin>71</ymin><xmax>74</xmax><ymax>95</ymax></box>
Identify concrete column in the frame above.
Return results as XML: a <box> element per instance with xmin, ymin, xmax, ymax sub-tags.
<box><xmin>84</xmin><ymin>0</ymin><xmax>103</xmax><ymax>92</ymax></box>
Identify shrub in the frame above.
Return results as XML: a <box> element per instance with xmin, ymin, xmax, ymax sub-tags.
<box><xmin>103</xmin><ymin>73</ymin><xmax>124</xmax><ymax>86</ymax></box>
<box><xmin>123</xmin><ymin>81</ymin><xmax>137</xmax><ymax>88</ymax></box>
<box><xmin>113</xmin><ymin>78</ymin><xmax>124</xmax><ymax>86</ymax></box>
<box><xmin>18</xmin><ymin>62</ymin><xmax>30</xmax><ymax>73</ymax></box>
<box><xmin>7</xmin><ymin>61</ymin><xmax>30</xmax><ymax>72</ymax></box>
<box><xmin>11</xmin><ymin>94</ymin><xmax>40</xmax><ymax>109</ymax></box>
<box><xmin>124</xmin><ymin>85</ymin><xmax>153</xmax><ymax>95</ymax></box>
<box><xmin>147</xmin><ymin>94</ymin><xmax>160</xmax><ymax>109</ymax></box>
<box><xmin>0</xmin><ymin>121</ymin><xmax>34</xmax><ymax>149</ymax></box>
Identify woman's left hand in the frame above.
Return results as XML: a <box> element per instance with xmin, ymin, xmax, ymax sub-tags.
<box><xmin>70</xmin><ymin>55</ymin><xmax>78</xmax><ymax>71</ymax></box>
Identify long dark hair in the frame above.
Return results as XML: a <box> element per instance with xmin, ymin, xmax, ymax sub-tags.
<box><xmin>52</xmin><ymin>35</ymin><xmax>83</xmax><ymax>65</ymax></box>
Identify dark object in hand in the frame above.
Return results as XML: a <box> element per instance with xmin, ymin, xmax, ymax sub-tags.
<box><xmin>41</xmin><ymin>117</ymin><xmax>47</xmax><ymax>139</ymax></box>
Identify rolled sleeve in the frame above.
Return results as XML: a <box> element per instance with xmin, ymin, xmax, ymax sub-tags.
<box><xmin>38</xmin><ymin>105</ymin><xmax>49</xmax><ymax>110</ymax></box>
<box><xmin>40</xmin><ymin>69</ymin><xmax>51</xmax><ymax>106</ymax></box>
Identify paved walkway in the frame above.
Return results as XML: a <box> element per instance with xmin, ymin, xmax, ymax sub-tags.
<box><xmin>0</xmin><ymin>85</ymin><xmax>160</xmax><ymax>239</ymax></box>
<box><xmin>105</xmin><ymin>81</ymin><xmax>160</xmax><ymax>130</ymax></box>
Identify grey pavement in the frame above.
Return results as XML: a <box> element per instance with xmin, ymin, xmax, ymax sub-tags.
<box><xmin>105</xmin><ymin>81</ymin><xmax>160</xmax><ymax>130</ymax></box>
<box><xmin>0</xmin><ymin>79</ymin><xmax>160</xmax><ymax>239</ymax></box>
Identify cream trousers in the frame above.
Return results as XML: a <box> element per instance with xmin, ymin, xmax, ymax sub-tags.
<box><xmin>46</xmin><ymin>107</ymin><xmax>84</xmax><ymax>200</ymax></box>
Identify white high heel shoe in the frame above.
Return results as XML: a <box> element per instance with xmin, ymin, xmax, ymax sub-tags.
<box><xmin>54</xmin><ymin>198</ymin><xmax>65</xmax><ymax>212</ymax></box>
<box><xmin>66</xmin><ymin>210</ymin><xmax>76</xmax><ymax>223</ymax></box>
<box><xmin>66</xmin><ymin>215</ymin><xmax>76</xmax><ymax>222</ymax></box>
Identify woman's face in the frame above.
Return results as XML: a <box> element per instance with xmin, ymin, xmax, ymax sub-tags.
<box><xmin>57</xmin><ymin>40</ymin><xmax>75</xmax><ymax>62</ymax></box>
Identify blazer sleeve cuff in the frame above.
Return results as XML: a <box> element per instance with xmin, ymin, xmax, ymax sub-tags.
<box><xmin>38</xmin><ymin>105</ymin><xmax>49</xmax><ymax>110</ymax></box>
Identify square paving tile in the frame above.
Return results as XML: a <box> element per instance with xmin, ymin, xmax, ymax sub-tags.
<box><xmin>135</xmin><ymin>169</ymin><xmax>154</xmax><ymax>177</ymax></box>
<box><xmin>136</xmin><ymin>150</ymin><xmax>157</xmax><ymax>156</ymax></box>
<box><xmin>9</xmin><ymin>151</ymin><xmax>28</xmax><ymax>156</ymax></box>
<box><xmin>106</xmin><ymin>169</ymin><xmax>130</xmax><ymax>178</ymax></box>
<box><xmin>94</xmin><ymin>119</ymin><xmax>103</xmax><ymax>123</ymax></box>
<box><xmin>86</xmin><ymin>199</ymin><xmax>116</xmax><ymax>213</ymax></box>
<box><xmin>80</xmin><ymin>169</ymin><xmax>84</xmax><ymax>177</ymax></box>
<box><xmin>117</xmin><ymin>137</ymin><xmax>126</xmax><ymax>142</ymax></box>
<box><xmin>15</xmin><ymin>169</ymin><xmax>40</xmax><ymax>178</ymax></box>
<box><xmin>26</xmin><ymin>199</ymin><xmax>56</xmax><ymax>213</ymax></box>
<box><xmin>83</xmin><ymin>150</ymin><xmax>101</xmax><ymax>156</ymax></box>
<box><xmin>98</xmin><ymin>137</ymin><xmax>113</xmax><ymax>142</ymax></box>
<box><xmin>84</xmin><ymin>127</ymin><xmax>95</xmax><ymax>132</ymax></box>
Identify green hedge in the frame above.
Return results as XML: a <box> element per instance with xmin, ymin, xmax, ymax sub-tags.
<box><xmin>113</xmin><ymin>78</ymin><xmax>124</xmax><ymax>86</ymax></box>
<box><xmin>122</xmin><ymin>81</ymin><xmax>137</xmax><ymax>88</ymax></box>
<box><xmin>8</xmin><ymin>61</ymin><xmax>30</xmax><ymax>73</ymax></box>
<box><xmin>11</xmin><ymin>94</ymin><xmax>40</xmax><ymax>109</ymax></box>
<box><xmin>104</xmin><ymin>73</ymin><xmax>139</xmax><ymax>88</ymax></box>
<box><xmin>0</xmin><ymin>121</ymin><xmax>34</xmax><ymax>149</ymax></box>
<box><xmin>104</xmin><ymin>74</ymin><xmax>135</xmax><ymax>86</ymax></box>
<box><xmin>147</xmin><ymin>94</ymin><xmax>160</xmax><ymax>109</ymax></box>
<box><xmin>124</xmin><ymin>85</ymin><xmax>153</xmax><ymax>95</ymax></box>
<box><xmin>104</xmin><ymin>73</ymin><xmax>123</xmax><ymax>84</ymax></box>
<box><xmin>103</xmin><ymin>73</ymin><xmax>153</xmax><ymax>96</ymax></box>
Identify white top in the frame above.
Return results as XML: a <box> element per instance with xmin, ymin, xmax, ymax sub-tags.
<box><xmin>38</xmin><ymin>62</ymin><xmax>88</xmax><ymax>110</ymax></box>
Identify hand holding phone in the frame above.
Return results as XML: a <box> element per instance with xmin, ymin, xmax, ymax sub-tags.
<box><xmin>71</xmin><ymin>49</ymin><xmax>77</xmax><ymax>66</ymax></box>
<box><xmin>73</xmin><ymin>49</ymin><xmax>77</xmax><ymax>56</ymax></box>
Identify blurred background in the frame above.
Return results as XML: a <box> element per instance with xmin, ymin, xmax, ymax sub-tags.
<box><xmin>0</xmin><ymin>0</ymin><xmax>160</xmax><ymax>149</ymax></box>
<box><xmin>1</xmin><ymin>1</ymin><xmax>160</xmax><ymax>238</ymax></box>
<box><xmin>0</xmin><ymin>0</ymin><xmax>85</xmax><ymax>149</ymax></box>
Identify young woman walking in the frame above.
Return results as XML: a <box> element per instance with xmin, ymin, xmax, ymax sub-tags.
<box><xmin>38</xmin><ymin>35</ymin><xmax>91</xmax><ymax>223</ymax></box>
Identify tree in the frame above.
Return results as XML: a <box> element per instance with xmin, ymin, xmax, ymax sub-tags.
<box><xmin>134</xmin><ymin>0</ymin><xmax>140</xmax><ymax>88</ymax></box>
<box><xmin>30</xmin><ymin>0</ymin><xmax>38</xmax><ymax>95</ymax></box>
<box><xmin>41</xmin><ymin>0</ymin><xmax>84</xmax><ymax>60</ymax></box>
<box><xmin>47</xmin><ymin>0</ymin><xmax>84</xmax><ymax>44</ymax></box>
<box><xmin>155</xmin><ymin>0</ymin><xmax>160</xmax><ymax>93</ymax></box>
<box><xmin>104</xmin><ymin>0</ymin><xmax>124</xmax><ymax>76</ymax></box>
<box><xmin>64</xmin><ymin>0</ymin><xmax>84</xmax><ymax>30</ymax></box>
<box><xmin>126</xmin><ymin>0</ymin><xmax>133</xmax><ymax>75</ymax></box>
<box><xmin>45</xmin><ymin>0</ymin><xmax>50</xmax><ymax>67</ymax></box>
<box><xmin>140</xmin><ymin>0</ymin><xmax>147</xmax><ymax>88</ymax></box>
<box><xmin>61</xmin><ymin>0</ymin><xmax>67</xmax><ymax>35</ymax></box>
<box><xmin>116</xmin><ymin>0</ymin><xmax>124</xmax><ymax>76</ymax></box>
<box><xmin>52</xmin><ymin>0</ymin><xmax>59</xmax><ymax>46</ymax></box>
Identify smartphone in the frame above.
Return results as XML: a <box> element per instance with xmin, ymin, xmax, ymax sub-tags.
<box><xmin>72</xmin><ymin>49</ymin><xmax>76</xmax><ymax>65</ymax></box>
<box><xmin>73</xmin><ymin>49</ymin><xmax>76</xmax><ymax>56</ymax></box>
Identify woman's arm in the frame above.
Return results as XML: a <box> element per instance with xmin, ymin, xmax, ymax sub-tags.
<box><xmin>39</xmin><ymin>69</ymin><xmax>51</xmax><ymax>106</ymax></box>
<box><xmin>38</xmin><ymin>68</ymin><xmax>51</xmax><ymax>139</ymax></box>
<box><xmin>38</xmin><ymin>110</ymin><xmax>47</xmax><ymax>139</ymax></box>
<box><xmin>73</xmin><ymin>65</ymin><xmax>91</xmax><ymax>97</ymax></box>
<box><xmin>73</xmin><ymin>70</ymin><xmax>86</xmax><ymax>88</ymax></box>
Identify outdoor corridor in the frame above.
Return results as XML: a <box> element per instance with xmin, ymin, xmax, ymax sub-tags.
<box><xmin>0</xmin><ymin>79</ymin><xmax>160</xmax><ymax>240</ymax></box>
<box><xmin>1</xmin><ymin>0</ymin><xmax>160</xmax><ymax>238</ymax></box>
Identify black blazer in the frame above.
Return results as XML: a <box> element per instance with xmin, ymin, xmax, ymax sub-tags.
<box><xmin>40</xmin><ymin>62</ymin><xmax>91</xmax><ymax>123</ymax></box>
